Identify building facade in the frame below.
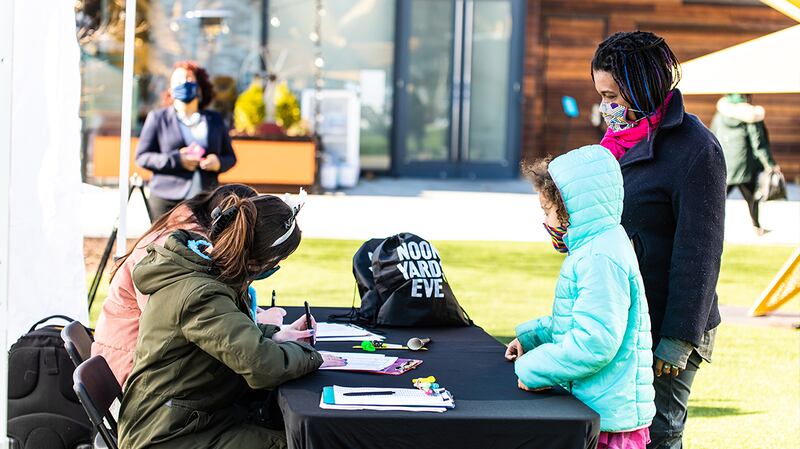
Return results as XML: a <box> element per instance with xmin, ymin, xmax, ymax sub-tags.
<box><xmin>523</xmin><ymin>0</ymin><xmax>799</xmax><ymax>177</ymax></box>
<box><xmin>78</xmin><ymin>0</ymin><xmax>799</xmax><ymax>180</ymax></box>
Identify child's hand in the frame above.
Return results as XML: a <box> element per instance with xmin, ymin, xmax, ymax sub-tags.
<box><xmin>505</xmin><ymin>338</ymin><xmax>524</xmax><ymax>361</ymax></box>
<box><xmin>655</xmin><ymin>358</ymin><xmax>682</xmax><ymax>377</ymax></box>
<box><xmin>518</xmin><ymin>379</ymin><xmax>551</xmax><ymax>392</ymax></box>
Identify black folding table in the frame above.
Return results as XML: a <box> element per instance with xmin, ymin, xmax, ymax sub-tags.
<box><xmin>277</xmin><ymin>307</ymin><xmax>600</xmax><ymax>449</ymax></box>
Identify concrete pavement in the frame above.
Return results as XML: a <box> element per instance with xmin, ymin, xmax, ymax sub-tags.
<box><xmin>81</xmin><ymin>179</ymin><xmax>800</xmax><ymax>245</ymax></box>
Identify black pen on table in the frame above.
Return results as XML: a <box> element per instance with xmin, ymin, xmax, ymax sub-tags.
<box><xmin>343</xmin><ymin>391</ymin><xmax>395</xmax><ymax>397</ymax></box>
<box><xmin>304</xmin><ymin>300</ymin><xmax>314</xmax><ymax>346</ymax></box>
<box><xmin>271</xmin><ymin>290</ymin><xmax>276</xmax><ymax>308</ymax></box>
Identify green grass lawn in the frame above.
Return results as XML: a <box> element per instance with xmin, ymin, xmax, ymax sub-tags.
<box><xmin>88</xmin><ymin>240</ymin><xmax>799</xmax><ymax>448</ymax></box>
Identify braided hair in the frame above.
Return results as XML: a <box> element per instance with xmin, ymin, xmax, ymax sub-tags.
<box><xmin>591</xmin><ymin>31</ymin><xmax>681</xmax><ymax>116</ymax></box>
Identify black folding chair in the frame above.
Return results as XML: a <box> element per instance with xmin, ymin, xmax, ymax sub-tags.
<box><xmin>61</xmin><ymin>321</ymin><xmax>94</xmax><ymax>367</ymax></box>
<box><xmin>73</xmin><ymin>356</ymin><xmax>121</xmax><ymax>449</ymax></box>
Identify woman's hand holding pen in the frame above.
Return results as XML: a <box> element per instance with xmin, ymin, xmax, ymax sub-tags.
<box><xmin>271</xmin><ymin>314</ymin><xmax>317</xmax><ymax>344</ymax></box>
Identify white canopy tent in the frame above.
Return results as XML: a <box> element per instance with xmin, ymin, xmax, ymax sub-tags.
<box><xmin>1</xmin><ymin>2</ymin><xmax>91</xmax><ymax>446</ymax></box>
<box><xmin>680</xmin><ymin>24</ymin><xmax>800</xmax><ymax>94</ymax></box>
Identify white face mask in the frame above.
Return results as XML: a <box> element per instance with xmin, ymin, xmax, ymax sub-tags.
<box><xmin>599</xmin><ymin>101</ymin><xmax>645</xmax><ymax>132</ymax></box>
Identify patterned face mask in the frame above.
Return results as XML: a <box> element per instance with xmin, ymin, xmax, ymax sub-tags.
<box><xmin>599</xmin><ymin>101</ymin><xmax>645</xmax><ymax>132</ymax></box>
<box><xmin>543</xmin><ymin>223</ymin><xmax>569</xmax><ymax>254</ymax></box>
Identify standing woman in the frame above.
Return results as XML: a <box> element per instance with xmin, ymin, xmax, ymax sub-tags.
<box><xmin>136</xmin><ymin>60</ymin><xmax>237</xmax><ymax>219</ymax></box>
<box><xmin>591</xmin><ymin>31</ymin><xmax>725</xmax><ymax>449</ymax></box>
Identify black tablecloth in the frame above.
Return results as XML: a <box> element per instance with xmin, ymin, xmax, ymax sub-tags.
<box><xmin>277</xmin><ymin>308</ymin><xmax>600</xmax><ymax>449</ymax></box>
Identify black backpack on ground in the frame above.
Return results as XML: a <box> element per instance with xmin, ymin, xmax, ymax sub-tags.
<box><xmin>352</xmin><ymin>233</ymin><xmax>472</xmax><ymax>327</ymax></box>
<box><xmin>7</xmin><ymin>315</ymin><xmax>93</xmax><ymax>449</ymax></box>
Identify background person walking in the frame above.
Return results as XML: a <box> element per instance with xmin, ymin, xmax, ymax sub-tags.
<box><xmin>711</xmin><ymin>93</ymin><xmax>781</xmax><ymax>235</ymax></box>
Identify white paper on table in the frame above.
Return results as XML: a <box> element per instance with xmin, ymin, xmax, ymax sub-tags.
<box><xmin>315</xmin><ymin>322</ymin><xmax>385</xmax><ymax>342</ymax></box>
<box><xmin>317</xmin><ymin>322</ymin><xmax>382</xmax><ymax>337</ymax></box>
<box><xmin>319</xmin><ymin>396</ymin><xmax>447</xmax><ymax>413</ymax></box>
<box><xmin>331</xmin><ymin>386</ymin><xmax>455</xmax><ymax>408</ymax></box>
<box><xmin>318</xmin><ymin>352</ymin><xmax>397</xmax><ymax>371</ymax></box>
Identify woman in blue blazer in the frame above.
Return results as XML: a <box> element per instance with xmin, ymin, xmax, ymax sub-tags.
<box><xmin>136</xmin><ymin>61</ymin><xmax>237</xmax><ymax>218</ymax></box>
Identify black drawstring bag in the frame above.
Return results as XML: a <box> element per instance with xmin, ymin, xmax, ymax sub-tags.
<box><xmin>350</xmin><ymin>233</ymin><xmax>472</xmax><ymax>327</ymax></box>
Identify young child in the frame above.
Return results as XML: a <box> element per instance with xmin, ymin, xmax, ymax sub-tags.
<box><xmin>506</xmin><ymin>145</ymin><xmax>655</xmax><ymax>449</ymax></box>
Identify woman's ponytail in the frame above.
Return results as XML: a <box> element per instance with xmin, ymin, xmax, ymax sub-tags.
<box><xmin>205</xmin><ymin>192</ymin><xmax>302</xmax><ymax>296</ymax></box>
<box><xmin>209</xmin><ymin>195</ymin><xmax>257</xmax><ymax>286</ymax></box>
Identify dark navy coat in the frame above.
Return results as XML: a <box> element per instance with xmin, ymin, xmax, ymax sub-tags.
<box><xmin>619</xmin><ymin>89</ymin><xmax>725</xmax><ymax>349</ymax></box>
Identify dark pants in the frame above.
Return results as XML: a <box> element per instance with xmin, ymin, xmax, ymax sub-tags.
<box><xmin>147</xmin><ymin>194</ymin><xmax>181</xmax><ymax>221</ymax></box>
<box><xmin>647</xmin><ymin>351</ymin><xmax>702</xmax><ymax>449</ymax></box>
<box><xmin>727</xmin><ymin>181</ymin><xmax>760</xmax><ymax>228</ymax></box>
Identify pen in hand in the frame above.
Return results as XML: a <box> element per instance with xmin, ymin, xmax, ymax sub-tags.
<box><xmin>304</xmin><ymin>300</ymin><xmax>314</xmax><ymax>346</ymax></box>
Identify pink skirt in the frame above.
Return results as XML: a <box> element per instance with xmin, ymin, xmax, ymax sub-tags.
<box><xmin>597</xmin><ymin>427</ymin><xmax>651</xmax><ymax>449</ymax></box>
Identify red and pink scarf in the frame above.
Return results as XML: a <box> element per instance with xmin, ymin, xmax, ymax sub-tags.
<box><xmin>600</xmin><ymin>91</ymin><xmax>673</xmax><ymax>160</ymax></box>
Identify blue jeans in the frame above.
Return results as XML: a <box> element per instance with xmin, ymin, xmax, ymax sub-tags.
<box><xmin>647</xmin><ymin>351</ymin><xmax>702</xmax><ymax>449</ymax></box>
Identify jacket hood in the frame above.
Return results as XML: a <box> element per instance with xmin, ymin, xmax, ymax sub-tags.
<box><xmin>716</xmin><ymin>97</ymin><xmax>765</xmax><ymax>124</ymax></box>
<box><xmin>132</xmin><ymin>229</ymin><xmax>218</xmax><ymax>296</ymax></box>
<box><xmin>548</xmin><ymin>145</ymin><xmax>623</xmax><ymax>252</ymax></box>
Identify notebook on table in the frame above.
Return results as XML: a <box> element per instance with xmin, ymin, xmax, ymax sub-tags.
<box><xmin>320</xmin><ymin>385</ymin><xmax>455</xmax><ymax>412</ymax></box>
<box><xmin>318</xmin><ymin>351</ymin><xmax>422</xmax><ymax>375</ymax></box>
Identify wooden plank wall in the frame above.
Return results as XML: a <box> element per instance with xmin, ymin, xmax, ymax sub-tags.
<box><xmin>522</xmin><ymin>0</ymin><xmax>800</xmax><ymax>178</ymax></box>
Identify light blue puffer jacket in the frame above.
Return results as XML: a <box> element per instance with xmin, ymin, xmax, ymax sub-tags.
<box><xmin>515</xmin><ymin>145</ymin><xmax>655</xmax><ymax>432</ymax></box>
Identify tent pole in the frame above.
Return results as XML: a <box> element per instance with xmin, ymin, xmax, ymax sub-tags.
<box><xmin>117</xmin><ymin>0</ymin><xmax>138</xmax><ymax>259</ymax></box>
<box><xmin>0</xmin><ymin>1</ymin><xmax>14</xmax><ymax>446</ymax></box>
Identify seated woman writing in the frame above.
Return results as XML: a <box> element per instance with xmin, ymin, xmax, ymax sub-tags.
<box><xmin>92</xmin><ymin>184</ymin><xmax>268</xmax><ymax>388</ymax></box>
<box><xmin>118</xmin><ymin>191</ymin><xmax>343</xmax><ymax>449</ymax></box>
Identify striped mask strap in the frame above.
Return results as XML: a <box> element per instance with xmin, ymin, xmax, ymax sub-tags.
<box><xmin>543</xmin><ymin>223</ymin><xmax>569</xmax><ymax>254</ymax></box>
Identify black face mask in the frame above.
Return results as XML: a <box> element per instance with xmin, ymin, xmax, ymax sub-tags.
<box><xmin>250</xmin><ymin>265</ymin><xmax>281</xmax><ymax>281</ymax></box>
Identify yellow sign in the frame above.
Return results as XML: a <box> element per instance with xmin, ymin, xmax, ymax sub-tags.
<box><xmin>749</xmin><ymin>247</ymin><xmax>800</xmax><ymax>316</ymax></box>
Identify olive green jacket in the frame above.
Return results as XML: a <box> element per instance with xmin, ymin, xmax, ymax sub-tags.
<box><xmin>119</xmin><ymin>230</ymin><xmax>322</xmax><ymax>449</ymax></box>
<box><xmin>710</xmin><ymin>97</ymin><xmax>776</xmax><ymax>185</ymax></box>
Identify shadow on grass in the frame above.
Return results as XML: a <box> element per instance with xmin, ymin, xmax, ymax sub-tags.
<box><xmin>689</xmin><ymin>405</ymin><xmax>761</xmax><ymax>418</ymax></box>
<box><xmin>689</xmin><ymin>400</ymin><xmax>762</xmax><ymax>419</ymax></box>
